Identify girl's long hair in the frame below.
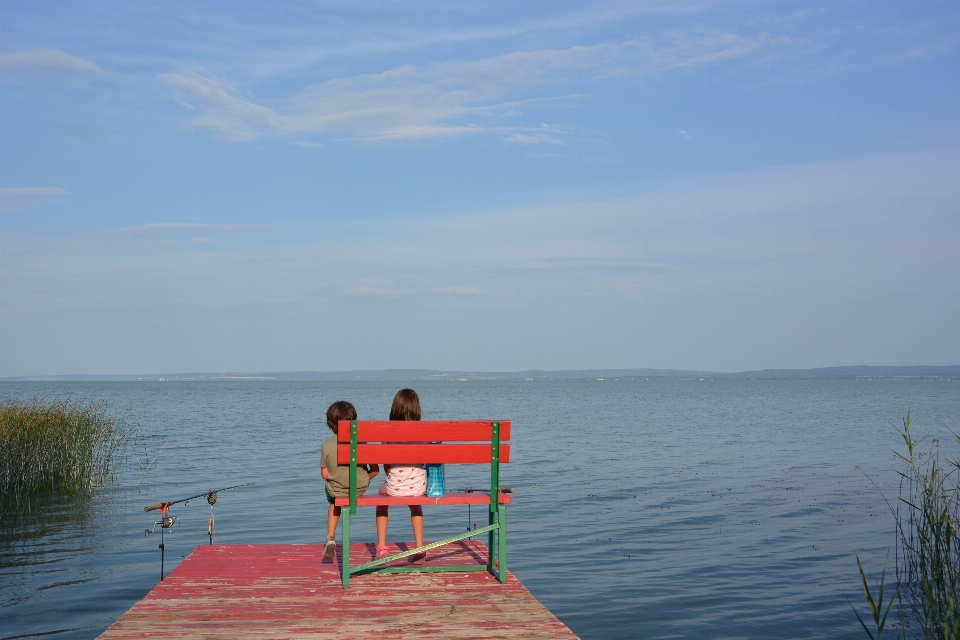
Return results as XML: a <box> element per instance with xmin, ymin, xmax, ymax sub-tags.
<box><xmin>389</xmin><ymin>389</ymin><xmax>421</xmax><ymax>421</ymax></box>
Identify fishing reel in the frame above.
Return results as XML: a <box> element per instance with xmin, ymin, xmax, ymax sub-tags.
<box><xmin>143</xmin><ymin>507</ymin><xmax>178</xmax><ymax>582</ymax></box>
<box><xmin>145</xmin><ymin>514</ymin><xmax>178</xmax><ymax>536</ymax></box>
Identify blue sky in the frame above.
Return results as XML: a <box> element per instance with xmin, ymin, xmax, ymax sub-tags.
<box><xmin>1</xmin><ymin>1</ymin><xmax>958</xmax><ymax>376</ymax></box>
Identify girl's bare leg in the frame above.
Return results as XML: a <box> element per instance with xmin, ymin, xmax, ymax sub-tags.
<box><xmin>410</xmin><ymin>505</ymin><xmax>424</xmax><ymax>547</ymax></box>
<box><xmin>376</xmin><ymin>506</ymin><xmax>389</xmax><ymax>547</ymax></box>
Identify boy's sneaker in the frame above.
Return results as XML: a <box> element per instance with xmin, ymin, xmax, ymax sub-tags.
<box><xmin>409</xmin><ymin>552</ymin><xmax>426</xmax><ymax>565</ymax></box>
<box><xmin>323</xmin><ymin>538</ymin><xmax>336</xmax><ymax>560</ymax></box>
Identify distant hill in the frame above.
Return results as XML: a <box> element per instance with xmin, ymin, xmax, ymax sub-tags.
<box><xmin>718</xmin><ymin>365</ymin><xmax>960</xmax><ymax>379</ymax></box>
<box><xmin>3</xmin><ymin>365</ymin><xmax>958</xmax><ymax>382</ymax></box>
<box><xmin>2</xmin><ymin>368</ymin><xmax>706</xmax><ymax>381</ymax></box>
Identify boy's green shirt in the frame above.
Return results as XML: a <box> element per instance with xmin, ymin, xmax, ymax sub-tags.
<box><xmin>321</xmin><ymin>434</ymin><xmax>371</xmax><ymax>497</ymax></box>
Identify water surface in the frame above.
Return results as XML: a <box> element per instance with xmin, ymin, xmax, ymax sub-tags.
<box><xmin>1</xmin><ymin>378</ymin><xmax>957</xmax><ymax>639</ymax></box>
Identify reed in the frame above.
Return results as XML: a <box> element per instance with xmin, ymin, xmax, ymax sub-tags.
<box><xmin>0</xmin><ymin>397</ymin><xmax>130</xmax><ymax>517</ymax></box>
<box><xmin>893</xmin><ymin>413</ymin><xmax>960</xmax><ymax>639</ymax></box>
<box><xmin>854</xmin><ymin>413</ymin><xmax>960</xmax><ymax>639</ymax></box>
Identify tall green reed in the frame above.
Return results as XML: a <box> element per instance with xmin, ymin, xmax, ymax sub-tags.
<box><xmin>894</xmin><ymin>413</ymin><xmax>960</xmax><ymax>639</ymax></box>
<box><xmin>0</xmin><ymin>397</ymin><xmax>131</xmax><ymax>517</ymax></box>
<box><xmin>853</xmin><ymin>412</ymin><xmax>960</xmax><ymax>639</ymax></box>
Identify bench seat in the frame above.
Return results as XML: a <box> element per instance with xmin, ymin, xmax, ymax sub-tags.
<box><xmin>333</xmin><ymin>492</ymin><xmax>512</xmax><ymax>507</ymax></box>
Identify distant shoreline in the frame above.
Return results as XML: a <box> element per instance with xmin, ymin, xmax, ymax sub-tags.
<box><xmin>2</xmin><ymin>365</ymin><xmax>958</xmax><ymax>382</ymax></box>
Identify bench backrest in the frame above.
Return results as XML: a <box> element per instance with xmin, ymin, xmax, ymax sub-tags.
<box><xmin>336</xmin><ymin>420</ymin><xmax>510</xmax><ymax>512</ymax></box>
<box><xmin>336</xmin><ymin>420</ymin><xmax>511</xmax><ymax>465</ymax></box>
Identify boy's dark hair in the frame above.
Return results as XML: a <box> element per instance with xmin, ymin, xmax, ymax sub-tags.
<box><xmin>326</xmin><ymin>400</ymin><xmax>357</xmax><ymax>433</ymax></box>
<box><xmin>389</xmin><ymin>389</ymin><xmax>421</xmax><ymax>421</ymax></box>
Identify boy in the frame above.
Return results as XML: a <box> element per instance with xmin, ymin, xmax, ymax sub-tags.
<box><xmin>320</xmin><ymin>401</ymin><xmax>379</xmax><ymax>560</ymax></box>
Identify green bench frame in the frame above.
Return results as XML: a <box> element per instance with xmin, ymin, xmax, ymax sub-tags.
<box><xmin>335</xmin><ymin>419</ymin><xmax>511</xmax><ymax>588</ymax></box>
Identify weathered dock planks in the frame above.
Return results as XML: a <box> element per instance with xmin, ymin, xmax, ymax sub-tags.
<box><xmin>100</xmin><ymin>541</ymin><xmax>578</xmax><ymax>638</ymax></box>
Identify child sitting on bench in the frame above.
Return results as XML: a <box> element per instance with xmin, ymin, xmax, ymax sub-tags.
<box><xmin>321</xmin><ymin>400</ymin><xmax>378</xmax><ymax>559</ymax></box>
<box><xmin>375</xmin><ymin>388</ymin><xmax>427</xmax><ymax>564</ymax></box>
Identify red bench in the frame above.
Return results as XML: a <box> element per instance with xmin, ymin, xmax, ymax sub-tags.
<box><xmin>335</xmin><ymin>419</ymin><xmax>511</xmax><ymax>588</ymax></box>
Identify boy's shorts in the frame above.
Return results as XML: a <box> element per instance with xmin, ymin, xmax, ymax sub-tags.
<box><xmin>326</xmin><ymin>485</ymin><xmax>366</xmax><ymax>505</ymax></box>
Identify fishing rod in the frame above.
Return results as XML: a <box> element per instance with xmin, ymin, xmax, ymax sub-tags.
<box><xmin>461</xmin><ymin>487</ymin><xmax>516</xmax><ymax>536</ymax></box>
<box><xmin>144</xmin><ymin>484</ymin><xmax>246</xmax><ymax>516</ymax></box>
<box><xmin>143</xmin><ymin>484</ymin><xmax>246</xmax><ymax>581</ymax></box>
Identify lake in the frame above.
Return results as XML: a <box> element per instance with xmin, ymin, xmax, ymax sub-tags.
<box><xmin>1</xmin><ymin>378</ymin><xmax>957</xmax><ymax>639</ymax></box>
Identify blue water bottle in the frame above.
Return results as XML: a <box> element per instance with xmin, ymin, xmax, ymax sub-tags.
<box><xmin>426</xmin><ymin>464</ymin><xmax>445</xmax><ymax>497</ymax></box>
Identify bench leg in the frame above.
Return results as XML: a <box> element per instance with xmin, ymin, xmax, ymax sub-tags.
<box><xmin>497</xmin><ymin>505</ymin><xmax>507</xmax><ymax>584</ymax></box>
<box><xmin>487</xmin><ymin>509</ymin><xmax>495</xmax><ymax>572</ymax></box>
<box><xmin>341</xmin><ymin>509</ymin><xmax>350</xmax><ymax>589</ymax></box>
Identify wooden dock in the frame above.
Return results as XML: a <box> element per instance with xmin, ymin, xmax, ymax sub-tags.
<box><xmin>100</xmin><ymin>541</ymin><xmax>578</xmax><ymax>638</ymax></box>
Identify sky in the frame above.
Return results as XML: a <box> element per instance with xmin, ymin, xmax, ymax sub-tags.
<box><xmin>1</xmin><ymin>1</ymin><xmax>958</xmax><ymax>376</ymax></box>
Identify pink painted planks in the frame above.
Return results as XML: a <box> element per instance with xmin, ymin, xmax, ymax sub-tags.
<box><xmin>100</xmin><ymin>542</ymin><xmax>578</xmax><ymax>639</ymax></box>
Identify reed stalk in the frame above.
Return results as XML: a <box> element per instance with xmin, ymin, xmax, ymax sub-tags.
<box><xmin>849</xmin><ymin>550</ymin><xmax>898</xmax><ymax>639</ymax></box>
<box><xmin>0</xmin><ymin>397</ymin><xmax>130</xmax><ymax>517</ymax></box>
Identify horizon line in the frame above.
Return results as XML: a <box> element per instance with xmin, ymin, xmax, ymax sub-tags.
<box><xmin>3</xmin><ymin>364</ymin><xmax>959</xmax><ymax>382</ymax></box>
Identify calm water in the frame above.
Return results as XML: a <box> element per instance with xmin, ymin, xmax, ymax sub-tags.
<box><xmin>1</xmin><ymin>378</ymin><xmax>958</xmax><ymax>639</ymax></box>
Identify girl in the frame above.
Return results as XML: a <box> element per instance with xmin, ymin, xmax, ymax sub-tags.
<box><xmin>375</xmin><ymin>388</ymin><xmax>427</xmax><ymax>563</ymax></box>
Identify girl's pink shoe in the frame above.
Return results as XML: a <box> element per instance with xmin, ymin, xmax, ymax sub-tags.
<box><xmin>375</xmin><ymin>545</ymin><xmax>390</xmax><ymax>560</ymax></box>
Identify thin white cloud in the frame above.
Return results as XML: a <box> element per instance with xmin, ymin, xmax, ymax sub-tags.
<box><xmin>505</xmin><ymin>132</ymin><xmax>563</xmax><ymax>145</ymax></box>
<box><xmin>341</xmin><ymin>286</ymin><xmax>403</xmax><ymax>298</ymax></box>
<box><xmin>342</xmin><ymin>285</ymin><xmax>481</xmax><ymax>297</ymax></box>
<box><xmin>163</xmin><ymin>34</ymin><xmax>795</xmax><ymax>142</ymax></box>
<box><xmin>116</xmin><ymin>222</ymin><xmax>278</xmax><ymax>236</ymax></box>
<box><xmin>0</xmin><ymin>49</ymin><xmax>104</xmax><ymax>78</ymax></box>
<box><xmin>526</xmin><ymin>151</ymin><xmax>565</xmax><ymax>159</ymax></box>
<box><xmin>512</xmin><ymin>260</ymin><xmax>681</xmax><ymax>273</ymax></box>
<box><xmin>647</xmin><ymin>30</ymin><xmax>796</xmax><ymax>72</ymax></box>
<box><xmin>162</xmin><ymin>72</ymin><xmax>285</xmax><ymax>141</ymax></box>
<box><xmin>640</xmin><ymin>148</ymin><xmax>960</xmax><ymax>225</ymax></box>
<box><xmin>313</xmin><ymin>5</ymin><xmax>650</xmax><ymax>61</ymax></box>
<box><xmin>0</xmin><ymin>187</ymin><xmax>68</xmax><ymax>211</ymax></box>
<box><xmin>178</xmin><ymin>5</ymin><xmax>649</xmax><ymax>80</ymax></box>
<box><xmin>901</xmin><ymin>34</ymin><xmax>957</xmax><ymax>60</ymax></box>
<box><xmin>434</xmin><ymin>286</ymin><xmax>481</xmax><ymax>295</ymax></box>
